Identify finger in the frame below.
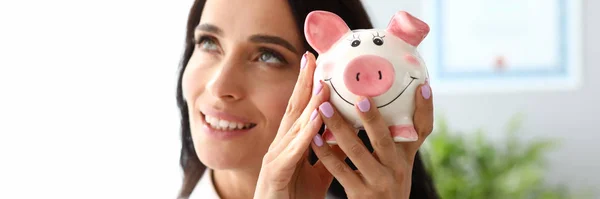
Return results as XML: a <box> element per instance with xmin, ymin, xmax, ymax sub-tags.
<box><xmin>354</xmin><ymin>96</ymin><xmax>398</xmax><ymax>167</ymax></box>
<box><xmin>268</xmin><ymin>80</ymin><xmax>330</xmax><ymax>156</ymax></box>
<box><xmin>270</xmin><ymin>52</ymin><xmax>317</xmax><ymax>150</ymax></box>
<box><xmin>404</xmin><ymin>80</ymin><xmax>434</xmax><ymax>157</ymax></box>
<box><xmin>317</xmin><ymin>101</ymin><xmax>383</xmax><ymax>180</ymax></box>
<box><xmin>311</xmin><ymin>141</ymin><xmax>347</xmax><ymax>170</ymax></box>
<box><xmin>310</xmin><ymin>143</ymin><xmax>346</xmax><ymax>186</ymax></box>
<box><xmin>271</xmin><ymin>109</ymin><xmax>323</xmax><ymax>172</ymax></box>
<box><xmin>321</xmin><ymin>126</ymin><xmax>340</xmax><ymax>147</ymax></box>
<box><xmin>310</xmin><ymin>133</ymin><xmax>365</xmax><ymax>189</ymax></box>
<box><xmin>310</xmin><ymin>127</ymin><xmax>347</xmax><ymax>170</ymax></box>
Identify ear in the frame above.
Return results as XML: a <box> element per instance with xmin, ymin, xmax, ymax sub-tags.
<box><xmin>386</xmin><ymin>11</ymin><xmax>430</xmax><ymax>46</ymax></box>
<box><xmin>304</xmin><ymin>11</ymin><xmax>350</xmax><ymax>54</ymax></box>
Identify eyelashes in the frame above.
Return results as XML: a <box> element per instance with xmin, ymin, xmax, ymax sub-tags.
<box><xmin>193</xmin><ymin>34</ymin><xmax>288</xmax><ymax>66</ymax></box>
<box><xmin>348</xmin><ymin>33</ymin><xmax>361</xmax><ymax>47</ymax></box>
<box><xmin>195</xmin><ymin>35</ymin><xmax>220</xmax><ymax>52</ymax></box>
<box><xmin>347</xmin><ymin>32</ymin><xmax>386</xmax><ymax>47</ymax></box>
<box><xmin>257</xmin><ymin>47</ymin><xmax>288</xmax><ymax>65</ymax></box>
<box><xmin>372</xmin><ymin>32</ymin><xmax>385</xmax><ymax>46</ymax></box>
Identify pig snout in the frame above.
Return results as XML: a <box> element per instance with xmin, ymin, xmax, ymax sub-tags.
<box><xmin>343</xmin><ymin>55</ymin><xmax>395</xmax><ymax>97</ymax></box>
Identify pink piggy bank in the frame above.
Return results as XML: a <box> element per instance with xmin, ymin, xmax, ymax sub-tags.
<box><xmin>304</xmin><ymin>10</ymin><xmax>430</xmax><ymax>144</ymax></box>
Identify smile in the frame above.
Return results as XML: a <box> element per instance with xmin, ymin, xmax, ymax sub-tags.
<box><xmin>325</xmin><ymin>76</ymin><xmax>417</xmax><ymax>108</ymax></box>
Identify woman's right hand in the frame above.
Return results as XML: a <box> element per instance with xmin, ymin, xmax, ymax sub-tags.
<box><xmin>253</xmin><ymin>52</ymin><xmax>341</xmax><ymax>199</ymax></box>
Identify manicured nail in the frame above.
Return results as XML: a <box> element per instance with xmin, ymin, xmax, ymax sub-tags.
<box><xmin>313</xmin><ymin>134</ymin><xmax>324</xmax><ymax>147</ymax></box>
<box><xmin>357</xmin><ymin>98</ymin><xmax>370</xmax><ymax>112</ymax></box>
<box><xmin>319</xmin><ymin>102</ymin><xmax>334</xmax><ymax>118</ymax></box>
<box><xmin>313</xmin><ymin>81</ymin><xmax>323</xmax><ymax>95</ymax></box>
<box><xmin>300</xmin><ymin>52</ymin><xmax>308</xmax><ymax>70</ymax></box>
<box><xmin>421</xmin><ymin>82</ymin><xmax>431</xmax><ymax>99</ymax></box>
<box><xmin>310</xmin><ymin>109</ymin><xmax>318</xmax><ymax>121</ymax></box>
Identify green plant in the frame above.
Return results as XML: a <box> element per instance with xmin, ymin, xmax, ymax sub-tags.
<box><xmin>421</xmin><ymin>113</ymin><xmax>594</xmax><ymax>199</ymax></box>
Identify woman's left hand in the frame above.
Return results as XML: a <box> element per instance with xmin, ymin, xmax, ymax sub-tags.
<box><xmin>310</xmin><ymin>82</ymin><xmax>434</xmax><ymax>199</ymax></box>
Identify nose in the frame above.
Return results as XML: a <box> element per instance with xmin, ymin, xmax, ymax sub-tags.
<box><xmin>343</xmin><ymin>55</ymin><xmax>395</xmax><ymax>97</ymax></box>
<box><xmin>206</xmin><ymin>62</ymin><xmax>244</xmax><ymax>101</ymax></box>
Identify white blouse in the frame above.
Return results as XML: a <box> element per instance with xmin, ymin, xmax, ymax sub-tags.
<box><xmin>188</xmin><ymin>169</ymin><xmax>220</xmax><ymax>199</ymax></box>
<box><xmin>189</xmin><ymin>169</ymin><xmax>340</xmax><ymax>199</ymax></box>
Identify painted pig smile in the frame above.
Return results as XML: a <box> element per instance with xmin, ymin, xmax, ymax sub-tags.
<box><xmin>325</xmin><ymin>76</ymin><xmax>417</xmax><ymax>109</ymax></box>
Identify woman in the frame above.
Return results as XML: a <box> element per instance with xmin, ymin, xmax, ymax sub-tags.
<box><xmin>176</xmin><ymin>0</ymin><xmax>439</xmax><ymax>198</ymax></box>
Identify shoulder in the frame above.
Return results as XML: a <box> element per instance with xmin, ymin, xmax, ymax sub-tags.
<box><xmin>188</xmin><ymin>169</ymin><xmax>221</xmax><ymax>199</ymax></box>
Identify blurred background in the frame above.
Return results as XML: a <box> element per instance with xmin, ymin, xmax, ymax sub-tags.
<box><xmin>364</xmin><ymin>0</ymin><xmax>598</xmax><ymax>198</ymax></box>
<box><xmin>0</xmin><ymin>0</ymin><xmax>597</xmax><ymax>198</ymax></box>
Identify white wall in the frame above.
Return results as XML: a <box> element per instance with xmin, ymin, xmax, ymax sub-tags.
<box><xmin>0</xmin><ymin>0</ymin><xmax>192</xmax><ymax>198</ymax></box>
<box><xmin>362</xmin><ymin>0</ymin><xmax>599</xmax><ymax>196</ymax></box>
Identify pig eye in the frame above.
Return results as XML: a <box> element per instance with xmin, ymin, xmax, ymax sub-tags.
<box><xmin>351</xmin><ymin>39</ymin><xmax>361</xmax><ymax>47</ymax></box>
<box><xmin>372</xmin><ymin>32</ymin><xmax>385</xmax><ymax>46</ymax></box>
<box><xmin>348</xmin><ymin>33</ymin><xmax>361</xmax><ymax>47</ymax></box>
<box><xmin>373</xmin><ymin>38</ymin><xmax>384</xmax><ymax>46</ymax></box>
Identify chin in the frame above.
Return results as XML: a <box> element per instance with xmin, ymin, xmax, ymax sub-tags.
<box><xmin>191</xmin><ymin>128</ymin><xmax>266</xmax><ymax>171</ymax></box>
<box><xmin>196</xmin><ymin>147</ymin><xmax>264</xmax><ymax>171</ymax></box>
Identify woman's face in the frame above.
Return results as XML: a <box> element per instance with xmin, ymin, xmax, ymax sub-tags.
<box><xmin>182</xmin><ymin>0</ymin><xmax>305</xmax><ymax>170</ymax></box>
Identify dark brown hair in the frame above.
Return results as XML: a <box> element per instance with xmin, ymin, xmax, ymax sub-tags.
<box><xmin>175</xmin><ymin>0</ymin><xmax>439</xmax><ymax>198</ymax></box>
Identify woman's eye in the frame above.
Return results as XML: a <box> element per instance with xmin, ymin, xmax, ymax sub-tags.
<box><xmin>196</xmin><ymin>36</ymin><xmax>219</xmax><ymax>51</ymax></box>
<box><xmin>257</xmin><ymin>49</ymin><xmax>287</xmax><ymax>65</ymax></box>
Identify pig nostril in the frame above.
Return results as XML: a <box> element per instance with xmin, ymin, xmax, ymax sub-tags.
<box><xmin>356</xmin><ymin>73</ymin><xmax>360</xmax><ymax>81</ymax></box>
<box><xmin>378</xmin><ymin>71</ymin><xmax>382</xmax><ymax>80</ymax></box>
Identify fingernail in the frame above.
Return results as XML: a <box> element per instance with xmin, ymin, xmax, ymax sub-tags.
<box><xmin>357</xmin><ymin>98</ymin><xmax>370</xmax><ymax>112</ymax></box>
<box><xmin>421</xmin><ymin>82</ymin><xmax>431</xmax><ymax>99</ymax></box>
<box><xmin>300</xmin><ymin>52</ymin><xmax>308</xmax><ymax>70</ymax></box>
<box><xmin>313</xmin><ymin>134</ymin><xmax>324</xmax><ymax>147</ymax></box>
<box><xmin>319</xmin><ymin>102</ymin><xmax>334</xmax><ymax>118</ymax></box>
<box><xmin>313</xmin><ymin>81</ymin><xmax>323</xmax><ymax>95</ymax></box>
<box><xmin>310</xmin><ymin>109</ymin><xmax>318</xmax><ymax>121</ymax></box>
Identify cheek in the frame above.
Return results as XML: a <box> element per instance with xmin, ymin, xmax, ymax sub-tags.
<box><xmin>181</xmin><ymin>54</ymin><xmax>211</xmax><ymax>102</ymax></box>
<box><xmin>254</xmin><ymin>80</ymin><xmax>296</xmax><ymax>127</ymax></box>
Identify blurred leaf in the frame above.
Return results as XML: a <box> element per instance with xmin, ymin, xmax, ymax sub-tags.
<box><xmin>422</xmin><ymin>114</ymin><xmax>594</xmax><ymax>199</ymax></box>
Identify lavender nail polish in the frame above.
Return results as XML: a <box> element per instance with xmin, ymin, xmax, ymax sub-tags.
<box><xmin>313</xmin><ymin>81</ymin><xmax>323</xmax><ymax>95</ymax></box>
<box><xmin>313</xmin><ymin>134</ymin><xmax>324</xmax><ymax>147</ymax></box>
<box><xmin>310</xmin><ymin>109</ymin><xmax>318</xmax><ymax>121</ymax></box>
<box><xmin>319</xmin><ymin>102</ymin><xmax>334</xmax><ymax>118</ymax></box>
<box><xmin>421</xmin><ymin>83</ymin><xmax>431</xmax><ymax>99</ymax></box>
<box><xmin>358</xmin><ymin>98</ymin><xmax>370</xmax><ymax>112</ymax></box>
<box><xmin>300</xmin><ymin>52</ymin><xmax>308</xmax><ymax>70</ymax></box>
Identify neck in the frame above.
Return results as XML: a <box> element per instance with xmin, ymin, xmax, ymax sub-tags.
<box><xmin>212</xmin><ymin>167</ymin><xmax>260</xmax><ymax>199</ymax></box>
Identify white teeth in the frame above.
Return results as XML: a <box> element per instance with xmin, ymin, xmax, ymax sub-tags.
<box><xmin>228</xmin><ymin>122</ymin><xmax>237</xmax><ymax>129</ymax></box>
<box><xmin>219</xmin><ymin>120</ymin><xmax>228</xmax><ymax>127</ymax></box>
<box><xmin>204</xmin><ymin>115</ymin><xmax>253</xmax><ymax>130</ymax></box>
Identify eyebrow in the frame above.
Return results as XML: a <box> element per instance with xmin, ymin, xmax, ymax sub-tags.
<box><xmin>196</xmin><ymin>23</ymin><xmax>298</xmax><ymax>54</ymax></box>
<box><xmin>250</xmin><ymin>35</ymin><xmax>298</xmax><ymax>54</ymax></box>
<box><xmin>195</xmin><ymin>23</ymin><xmax>223</xmax><ymax>35</ymax></box>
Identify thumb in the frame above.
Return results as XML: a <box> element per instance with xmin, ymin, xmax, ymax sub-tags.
<box><xmin>407</xmin><ymin>80</ymin><xmax>434</xmax><ymax>152</ymax></box>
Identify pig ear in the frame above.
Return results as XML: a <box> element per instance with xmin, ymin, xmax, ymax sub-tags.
<box><xmin>304</xmin><ymin>11</ymin><xmax>350</xmax><ymax>54</ymax></box>
<box><xmin>386</xmin><ymin>11</ymin><xmax>430</xmax><ymax>46</ymax></box>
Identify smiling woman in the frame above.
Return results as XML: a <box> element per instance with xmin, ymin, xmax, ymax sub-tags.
<box><xmin>176</xmin><ymin>0</ymin><xmax>439</xmax><ymax>198</ymax></box>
